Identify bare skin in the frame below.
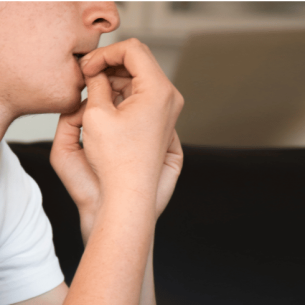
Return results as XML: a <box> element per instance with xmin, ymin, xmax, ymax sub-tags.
<box><xmin>0</xmin><ymin>2</ymin><xmax>184</xmax><ymax>304</ymax></box>
<box><xmin>50</xmin><ymin>39</ymin><xmax>184</xmax><ymax>305</ymax></box>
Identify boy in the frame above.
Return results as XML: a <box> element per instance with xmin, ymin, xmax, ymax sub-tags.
<box><xmin>0</xmin><ymin>2</ymin><xmax>184</xmax><ymax>304</ymax></box>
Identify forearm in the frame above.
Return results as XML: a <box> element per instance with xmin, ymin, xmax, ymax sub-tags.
<box><xmin>65</xmin><ymin>188</ymin><xmax>157</xmax><ymax>305</ymax></box>
<box><xmin>79</xmin><ymin>207</ymin><xmax>157</xmax><ymax>305</ymax></box>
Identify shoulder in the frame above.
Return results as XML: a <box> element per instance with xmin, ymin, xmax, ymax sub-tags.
<box><xmin>0</xmin><ymin>140</ymin><xmax>66</xmax><ymax>305</ymax></box>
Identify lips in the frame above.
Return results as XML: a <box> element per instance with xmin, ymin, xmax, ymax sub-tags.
<box><xmin>73</xmin><ymin>53</ymin><xmax>86</xmax><ymax>61</ymax></box>
<box><xmin>72</xmin><ymin>53</ymin><xmax>87</xmax><ymax>90</ymax></box>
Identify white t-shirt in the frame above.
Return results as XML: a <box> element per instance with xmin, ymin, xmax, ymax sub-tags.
<box><xmin>0</xmin><ymin>140</ymin><xmax>65</xmax><ymax>304</ymax></box>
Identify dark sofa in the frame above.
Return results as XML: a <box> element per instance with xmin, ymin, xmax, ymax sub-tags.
<box><xmin>8</xmin><ymin>142</ymin><xmax>305</xmax><ymax>305</ymax></box>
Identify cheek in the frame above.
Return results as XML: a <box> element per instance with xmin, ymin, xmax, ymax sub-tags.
<box><xmin>31</xmin><ymin>63</ymin><xmax>84</xmax><ymax>114</ymax></box>
<box><xmin>5</xmin><ymin>57</ymin><xmax>83</xmax><ymax>115</ymax></box>
<box><xmin>47</xmin><ymin>58</ymin><xmax>85</xmax><ymax>113</ymax></box>
<box><xmin>0</xmin><ymin>3</ymin><xmax>82</xmax><ymax>114</ymax></box>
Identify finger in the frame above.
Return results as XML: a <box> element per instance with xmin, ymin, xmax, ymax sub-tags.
<box><xmin>111</xmin><ymin>90</ymin><xmax>120</xmax><ymax>102</ymax></box>
<box><xmin>168</xmin><ymin>130</ymin><xmax>184</xmax><ymax>161</ymax></box>
<box><xmin>108</xmin><ymin>76</ymin><xmax>132</xmax><ymax>99</ymax></box>
<box><xmin>104</xmin><ymin>65</ymin><xmax>131</xmax><ymax>78</ymax></box>
<box><xmin>85</xmin><ymin>72</ymin><xmax>115</xmax><ymax>111</ymax></box>
<box><xmin>80</xmin><ymin>39</ymin><xmax>164</xmax><ymax>83</ymax></box>
<box><xmin>114</xmin><ymin>94</ymin><xmax>124</xmax><ymax>107</ymax></box>
<box><xmin>111</xmin><ymin>91</ymin><xmax>125</xmax><ymax>107</ymax></box>
<box><xmin>162</xmin><ymin>130</ymin><xmax>184</xmax><ymax>175</ymax></box>
<box><xmin>53</xmin><ymin>99</ymin><xmax>87</xmax><ymax>151</ymax></box>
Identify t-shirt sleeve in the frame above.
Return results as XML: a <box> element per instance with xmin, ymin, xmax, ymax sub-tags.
<box><xmin>0</xmin><ymin>170</ymin><xmax>65</xmax><ymax>305</ymax></box>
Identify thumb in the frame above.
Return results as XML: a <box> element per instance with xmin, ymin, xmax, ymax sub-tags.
<box><xmin>50</xmin><ymin>100</ymin><xmax>87</xmax><ymax>168</ymax></box>
<box><xmin>85</xmin><ymin>72</ymin><xmax>115</xmax><ymax>111</ymax></box>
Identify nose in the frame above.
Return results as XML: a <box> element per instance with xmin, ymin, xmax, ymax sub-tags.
<box><xmin>81</xmin><ymin>1</ymin><xmax>120</xmax><ymax>34</ymax></box>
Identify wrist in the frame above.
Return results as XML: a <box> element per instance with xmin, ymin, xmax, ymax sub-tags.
<box><xmin>97</xmin><ymin>168</ymin><xmax>160</xmax><ymax>197</ymax></box>
<box><xmin>77</xmin><ymin>185</ymin><xmax>158</xmax><ymax>247</ymax></box>
<box><xmin>79</xmin><ymin>211</ymin><xmax>96</xmax><ymax>247</ymax></box>
<box><xmin>92</xmin><ymin>188</ymin><xmax>158</xmax><ymax>233</ymax></box>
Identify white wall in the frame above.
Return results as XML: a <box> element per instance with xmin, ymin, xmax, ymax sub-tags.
<box><xmin>4</xmin><ymin>32</ymin><xmax>117</xmax><ymax>143</ymax></box>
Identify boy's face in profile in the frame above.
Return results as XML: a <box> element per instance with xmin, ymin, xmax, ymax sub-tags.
<box><xmin>0</xmin><ymin>2</ymin><xmax>120</xmax><ymax>117</ymax></box>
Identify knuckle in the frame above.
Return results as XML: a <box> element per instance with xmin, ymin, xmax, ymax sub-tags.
<box><xmin>161</xmin><ymin>81</ymin><xmax>175</xmax><ymax>100</ymax></box>
<box><xmin>155</xmin><ymin>81</ymin><xmax>184</xmax><ymax>115</ymax></box>
<box><xmin>126</xmin><ymin>38</ymin><xmax>151</xmax><ymax>54</ymax></box>
<box><xmin>176</xmin><ymin>90</ymin><xmax>185</xmax><ymax>109</ymax></box>
<box><xmin>127</xmin><ymin>38</ymin><xmax>142</xmax><ymax>48</ymax></box>
<box><xmin>167</xmin><ymin>87</ymin><xmax>184</xmax><ymax>112</ymax></box>
<box><xmin>141</xmin><ymin>43</ymin><xmax>150</xmax><ymax>52</ymax></box>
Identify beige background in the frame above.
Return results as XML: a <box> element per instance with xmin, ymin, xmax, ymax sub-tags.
<box><xmin>5</xmin><ymin>2</ymin><xmax>305</xmax><ymax>147</ymax></box>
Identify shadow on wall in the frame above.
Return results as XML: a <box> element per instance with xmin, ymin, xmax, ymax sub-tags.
<box><xmin>174</xmin><ymin>29</ymin><xmax>305</xmax><ymax>148</ymax></box>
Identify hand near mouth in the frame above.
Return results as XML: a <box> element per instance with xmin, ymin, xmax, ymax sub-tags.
<box><xmin>102</xmin><ymin>66</ymin><xmax>184</xmax><ymax>219</ymax></box>
<box><xmin>50</xmin><ymin>38</ymin><xmax>184</xmax><ymax>305</ymax></box>
<box><xmin>50</xmin><ymin>79</ymin><xmax>182</xmax><ymax>245</ymax></box>
<box><xmin>79</xmin><ymin>39</ymin><xmax>184</xmax><ymax>194</ymax></box>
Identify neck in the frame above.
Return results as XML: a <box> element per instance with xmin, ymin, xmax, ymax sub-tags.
<box><xmin>0</xmin><ymin>100</ymin><xmax>17</xmax><ymax>142</ymax></box>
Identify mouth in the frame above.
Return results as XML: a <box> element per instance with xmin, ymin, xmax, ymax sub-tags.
<box><xmin>73</xmin><ymin>53</ymin><xmax>88</xmax><ymax>89</ymax></box>
<box><xmin>73</xmin><ymin>53</ymin><xmax>87</xmax><ymax>62</ymax></box>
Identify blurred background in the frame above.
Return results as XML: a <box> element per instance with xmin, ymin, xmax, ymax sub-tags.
<box><xmin>7</xmin><ymin>4</ymin><xmax>305</xmax><ymax>304</ymax></box>
<box><xmin>5</xmin><ymin>1</ymin><xmax>305</xmax><ymax>148</ymax></box>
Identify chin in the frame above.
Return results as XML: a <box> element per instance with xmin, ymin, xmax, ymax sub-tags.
<box><xmin>46</xmin><ymin>86</ymin><xmax>83</xmax><ymax>115</ymax></box>
<box><xmin>58</xmin><ymin>78</ymin><xmax>86</xmax><ymax>114</ymax></box>
<box><xmin>60</xmin><ymin>96</ymin><xmax>82</xmax><ymax>114</ymax></box>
